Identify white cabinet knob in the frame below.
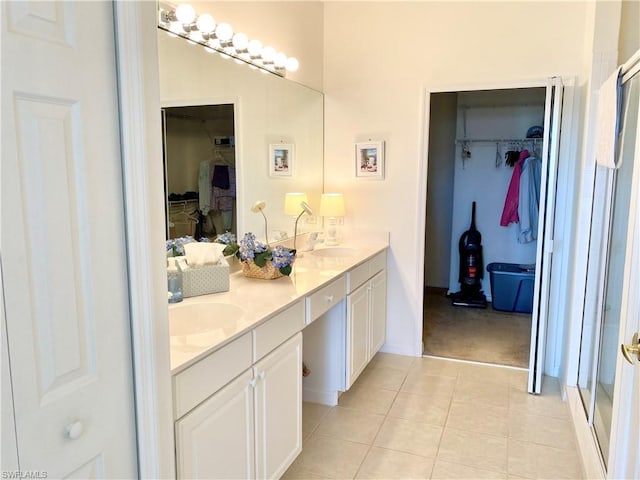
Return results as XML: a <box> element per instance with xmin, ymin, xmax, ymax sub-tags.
<box><xmin>259</xmin><ymin>371</ymin><xmax>266</xmax><ymax>380</ymax></box>
<box><xmin>249</xmin><ymin>379</ymin><xmax>257</xmax><ymax>388</ymax></box>
<box><xmin>326</xmin><ymin>295</ymin><xmax>334</xmax><ymax>303</ymax></box>
<box><xmin>65</xmin><ymin>421</ymin><xmax>84</xmax><ymax>440</ymax></box>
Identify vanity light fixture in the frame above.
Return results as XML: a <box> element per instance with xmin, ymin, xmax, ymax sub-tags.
<box><xmin>285</xmin><ymin>193</ymin><xmax>312</xmax><ymax>251</ymax></box>
<box><xmin>158</xmin><ymin>2</ymin><xmax>300</xmax><ymax>77</ymax></box>
<box><xmin>319</xmin><ymin>193</ymin><xmax>346</xmax><ymax>246</ymax></box>
<box><xmin>251</xmin><ymin>200</ymin><xmax>269</xmax><ymax>246</ymax></box>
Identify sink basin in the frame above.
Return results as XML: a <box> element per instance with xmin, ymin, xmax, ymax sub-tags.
<box><xmin>169</xmin><ymin>302</ymin><xmax>245</xmax><ymax>336</ymax></box>
<box><xmin>311</xmin><ymin>247</ymin><xmax>357</xmax><ymax>258</ymax></box>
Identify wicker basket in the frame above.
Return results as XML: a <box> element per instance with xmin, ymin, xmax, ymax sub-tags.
<box><xmin>241</xmin><ymin>259</ymin><xmax>285</xmax><ymax>280</ymax></box>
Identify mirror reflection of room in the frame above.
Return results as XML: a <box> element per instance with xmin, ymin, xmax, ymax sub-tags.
<box><xmin>163</xmin><ymin>104</ymin><xmax>236</xmax><ymax>241</ymax></box>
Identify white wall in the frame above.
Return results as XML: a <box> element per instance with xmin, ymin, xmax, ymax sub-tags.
<box><xmin>619</xmin><ymin>0</ymin><xmax>640</xmax><ymax>65</ymax></box>
<box><xmin>424</xmin><ymin>93</ymin><xmax>456</xmax><ymax>288</ymax></box>
<box><xmin>323</xmin><ymin>1</ymin><xmax>589</xmax><ymax>356</ymax></box>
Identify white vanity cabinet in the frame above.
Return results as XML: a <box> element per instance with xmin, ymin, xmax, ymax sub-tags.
<box><xmin>254</xmin><ymin>333</ymin><xmax>303</xmax><ymax>479</ymax></box>
<box><xmin>175</xmin><ymin>369</ymin><xmax>255</xmax><ymax>479</ymax></box>
<box><xmin>345</xmin><ymin>252</ymin><xmax>387</xmax><ymax>388</ymax></box>
<box><xmin>174</xmin><ymin>302</ymin><xmax>304</xmax><ymax>480</ymax></box>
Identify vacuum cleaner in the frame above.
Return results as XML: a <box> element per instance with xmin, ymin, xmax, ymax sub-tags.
<box><xmin>451</xmin><ymin>201</ymin><xmax>487</xmax><ymax>308</ymax></box>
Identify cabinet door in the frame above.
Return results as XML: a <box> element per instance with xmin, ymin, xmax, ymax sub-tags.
<box><xmin>346</xmin><ymin>283</ymin><xmax>370</xmax><ymax>388</ymax></box>
<box><xmin>369</xmin><ymin>270</ymin><xmax>387</xmax><ymax>359</ymax></box>
<box><xmin>254</xmin><ymin>333</ymin><xmax>302</xmax><ymax>480</ymax></box>
<box><xmin>175</xmin><ymin>369</ymin><xmax>255</xmax><ymax>480</ymax></box>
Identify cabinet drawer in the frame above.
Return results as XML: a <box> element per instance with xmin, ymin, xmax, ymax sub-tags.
<box><xmin>253</xmin><ymin>300</ymin><xmax>305</xmax><ymax>362</ymax></box>
<box><xmin>347</xmin><ymin>262</ymin><xmax>370</xmax><ymax>293</ymax></box>
<box><xmin>173</xmin><ymin>332</ymin><xmax>252</xmax><ymax>419</ymax></box>
<box><xmin>305</xmin><ymin>276</ymin><xmax>346</xmax><ymax>324</ymax></box>
<box><xmin>368</xmin><ymin>250</ymin><xmax>387</xmax><ymax>276</ymax></box>
<box><xmin>347</xmin><ymin>250</ymin><xmax>387</xmax><ymax>293</ymax></box>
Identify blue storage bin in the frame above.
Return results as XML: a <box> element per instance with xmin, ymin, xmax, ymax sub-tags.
<box><xmin>487</xmin><ymin>262</ymin><xmax>535</xmax><ymax>313</ymax></box>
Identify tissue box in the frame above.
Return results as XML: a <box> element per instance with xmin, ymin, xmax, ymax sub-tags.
<box><xmin>179</xmin><ymin>258</ymin><xmax>230</xmax><ymax>297</ymax></box>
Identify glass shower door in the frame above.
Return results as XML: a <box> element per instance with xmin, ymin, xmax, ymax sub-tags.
<box><xmin>578</xmin><ymin>70</ymin><xmax>639</xmax><ymax>467</ymax></box>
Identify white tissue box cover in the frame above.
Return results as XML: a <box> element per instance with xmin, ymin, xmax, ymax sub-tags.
<box><xmin>179</xmin><ymin>258</ymin><xmax>230</xmax><ymax>297</ymax></box>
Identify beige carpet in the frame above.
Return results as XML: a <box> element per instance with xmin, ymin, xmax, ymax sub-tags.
<box><xmin>423</xmin><ymin>288</ymin><xmax>531</xmax><ymax>368</ymax></box>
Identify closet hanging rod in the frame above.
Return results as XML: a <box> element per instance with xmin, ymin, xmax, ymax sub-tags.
<box><xmin>455</xmin><ymin>138</ymin><xmax>544</xmax><ymax>144</ymax></box>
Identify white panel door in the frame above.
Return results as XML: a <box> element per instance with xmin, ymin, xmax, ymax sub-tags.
<box><xmin>1</xmin><ymin>1</ymin><xmax>137</xmax><ymax>477</ymax></box>
<box><xmin>175</xmin><ymin>369</ymin><xmax>255</xmax><ymax>480</ymax></box>
<box><xmin>528</xmin><ymin>77</ymin><xmax>564</xmax><ymax>394</ymax></box>
<box><xmin>369</xmin><ymin>271</ymin><xmax>387</xmax><ymax>359</ymax></box>
<box><xmin>254</xmin><ymin>333</ymin><xmax>302</xmax><ymax>480</ymax></box>
<box><xmin>346</xmin><ymin>283</ymin><xmax>369</xmax><ymax>388</ymax></box>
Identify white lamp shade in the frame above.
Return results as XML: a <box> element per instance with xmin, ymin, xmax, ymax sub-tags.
<box><xmin>284</xmin><ymin>192</ymin><xmax>308</xmax><ymax>216</ymax></box>
<box><xmin>319</xmin><ymin>193</ymin><xmax>346</xmax><ymax>217</ymax></box>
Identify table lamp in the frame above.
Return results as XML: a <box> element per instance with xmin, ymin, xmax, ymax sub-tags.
<box><xmin>319</xmin><ymin>193</ymin><xmax>346</xmax><ymax>246</ymax></box>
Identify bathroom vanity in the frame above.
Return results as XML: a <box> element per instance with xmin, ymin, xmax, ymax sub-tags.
<box><xmin>169</xmin><ymin>240</ymin><xmax>388</xmax><ymax>479</ymax></box>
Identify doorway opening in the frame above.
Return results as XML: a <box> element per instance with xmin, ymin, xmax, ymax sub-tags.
<box><xmin>423</xmin><ymin>87</ymin><xmax>549</xmax><ymax>369</ymax></box>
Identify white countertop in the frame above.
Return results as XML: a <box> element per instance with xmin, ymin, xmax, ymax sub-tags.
<box><xmin>169</xmin><ymin>240</ymin><xmax>388</xmax><ymax>374</ymax></box>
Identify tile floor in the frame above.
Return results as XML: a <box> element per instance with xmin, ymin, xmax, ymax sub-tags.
<box><xmin>283</xmin><ymin>353</ymin><xmax>584</xmax><ymax>480</ymax></box>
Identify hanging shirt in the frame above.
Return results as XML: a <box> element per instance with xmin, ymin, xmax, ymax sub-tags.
<box><xmin>500</xmin><ymin>149</ymin><xmax>530</xmax><ymax>226</ymax></box>
<box><xmin>211</xmin><ymin>166</ymin><xmax>236</xmax><ymax>212</ymax></box>
<box><xmin>518</xmin><ymin>155</ymin><xmax>542</xmax><ymax>243</ymax></box>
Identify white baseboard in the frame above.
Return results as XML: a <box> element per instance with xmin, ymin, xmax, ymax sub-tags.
<box><xmin>302</xmin><ymin>387</ymin><xmax>338</xmax><ymax>406</ymax></box>
<box><xmin>565</xmin><ymin>385</ymin><xmax>605</xmax><ymax>480</ymax></box>
<box><xmin>379</xmin><ymin>343</ymin><xmax>421</xmax><ymax>357</ymax></box>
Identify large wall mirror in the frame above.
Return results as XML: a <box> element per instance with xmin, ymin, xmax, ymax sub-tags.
<box><xmin>158</xmin><ymin>30</ymin><xmax>324</xmax><ymax>242</ymax></box>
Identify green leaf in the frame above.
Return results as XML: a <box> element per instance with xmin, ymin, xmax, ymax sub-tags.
<box><xmin>279</xmin><ymin>265</ymin><xmax>292</xmax><ymax>276</ymax></box>
<box><xmin>223</xmin><ymin>244</ymin><xmax>239</xmax><ymax>256</ymax></box>
<box><xmin>254</xmin><ymin>251</ymin><xmax>271</xmax><ymax>267</ymax></box>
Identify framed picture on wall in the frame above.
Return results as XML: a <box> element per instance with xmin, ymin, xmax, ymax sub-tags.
<box><xmin>269</xmin><ymin>143</ymin><xmax>294</xmax><ymax>177</ymax></box>
<box><xmin>355</xmin><ymin>141</ymin><xmax>385</xmax><ymax>179</ymax></box>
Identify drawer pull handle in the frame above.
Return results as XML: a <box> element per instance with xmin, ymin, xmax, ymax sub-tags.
<box><xmin>326</xmin><ymin>295</ymin><xmax>334</xmax><ymax>303</ymax></box>
<box><xmin>65</xmin><ymin>421</ymin><xmax>84</xmax><ymax>440</ymax></box>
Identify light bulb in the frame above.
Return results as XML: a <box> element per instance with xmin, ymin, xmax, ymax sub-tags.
<box><xmin>215</xmin><ymin>22</ymin><xmax>233</xmax><ymax>42</ymax></box>
<box><xmin>262</xmin><ymin>46</ymin><xmax>276</xmax><ymax>63</ymax></box>
<box><xmin>168</xmin><ymin>22</ymin><xmax>182</xmax><ymax>35</ymax></box>
<box><xmin>232</xmin><ymin>32</ymin><xmax>249</xmax><ymax>51</ymax></box>
<box><xmin>285</xmin><ymin>57</ymin><xmax>299</xmax><ymax>72</ymax></box>
<box><xmin>189</xmin><ymin>30</ymin><xmax>203</xmax><ymax>42</ymax></box>
<box><xmin>196</xmin><ymin>13</ymin><xmax>215</xmax><ymax>34</ymax></box>
<box><xmin>175</xmin><ymin>4</ymin><xmax>196</xmax><ymax>24</ymax></box>
<box><xmin>274</xmin><ymin>52</ymin><xmax>287</xmax><ymax>68</ymax></box>
<box><xmin>247</xmin><ymin>39</ymin><xmax>263</xmax><ymax>57</ymax></box>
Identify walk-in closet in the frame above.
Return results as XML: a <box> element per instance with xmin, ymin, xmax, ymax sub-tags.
<box><xmin>423</xmin><ymin>87</ymin><xmax>548</xmax><ymax>368</ymax></box>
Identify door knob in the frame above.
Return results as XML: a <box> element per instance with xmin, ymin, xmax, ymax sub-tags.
<box><xmin>65</xmin><ymin>420</ymin><xmax>84</xmax><ymax>440</ymax></box>
<box><xmin>621</xmin><ymin>332</ymin><xmax>640</xmax><ymax>365</ymax></box>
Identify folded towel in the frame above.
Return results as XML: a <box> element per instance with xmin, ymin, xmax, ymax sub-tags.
<box><xmin>596</xmin><ymin>66</ymin><xmax>622</xmax><ymax>169</ymax></box>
